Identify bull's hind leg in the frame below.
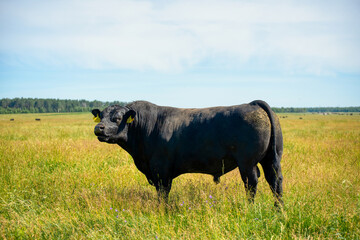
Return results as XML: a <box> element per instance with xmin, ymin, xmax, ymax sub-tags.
<box><xmin>260</xmin><ymin>156</ymin><xmax>283</xmax><ymax>207</ymax></box>
<box><xmin>239</xmin><ymin>166</ymin><xmax>259</xmax><ymax>203</ymax></box>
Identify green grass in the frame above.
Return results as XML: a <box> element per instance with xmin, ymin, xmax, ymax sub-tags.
<box><xmin>1</xmin><ymin>113</ymin><xmax>359</xmax><ymax>239</ymax></box>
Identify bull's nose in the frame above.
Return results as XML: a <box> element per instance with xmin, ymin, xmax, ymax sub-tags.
<box><xmin>94</xmin><ymin>124</ymin><xmax>105</xmax><ymax>136</ymax></box>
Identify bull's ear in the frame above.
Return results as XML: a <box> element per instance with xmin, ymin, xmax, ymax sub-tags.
<box><xmin>92</xmin><ymin>109</ymin><xmax>100</xmax><ymax>117</ymax></box>
<box><xmin>91</xmin><ymin>109</ymin><xmax>101</xmax><ymax>122</ymax></box>
<box><xmin>125</xmin><ymin>110</ymin><xmax>136</xmax><ymax>124</ymax></box>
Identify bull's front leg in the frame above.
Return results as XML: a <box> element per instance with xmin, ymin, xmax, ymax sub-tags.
<box><xmin>155</xmin><ymin>179</ymin><xmax>172</xmax><ymax>202</ymax></box>
<box><xmin>149</xmin><ymin>157</ymin><xmax>173</xmax><ymax>203</ymax></box>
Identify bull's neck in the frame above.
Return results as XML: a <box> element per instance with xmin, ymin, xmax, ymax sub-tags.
<box><xmin>119</xmin><ymin>119</ymin><xmax>149</xmax><ymax>157</ymax></box>
<box><xmin>118</xmin><ymin>121</ymin><xmax>152</xmax><ymax>176</ymax></box>
<box><xmin>119</xmin><ymin>103</ymin><xmax>160</xmax><ymax>158</ymax></box>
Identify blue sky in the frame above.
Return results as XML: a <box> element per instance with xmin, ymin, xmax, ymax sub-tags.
<box><xmin>0</xmin><ymin>0</ymin><xmax>359</xmax><ymax>108</ymax></box>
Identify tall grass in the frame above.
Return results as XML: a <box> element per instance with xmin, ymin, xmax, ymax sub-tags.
<box><xmin>1</xmin><ymin>113</ymin><xmax>359</xmax><ymax>239</ymax></box>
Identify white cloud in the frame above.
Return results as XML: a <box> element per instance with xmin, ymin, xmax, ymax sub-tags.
<box><xmin>0</xmin><ymin>0</ymin><xmax>359</xmax><ymax>74</ymax></box>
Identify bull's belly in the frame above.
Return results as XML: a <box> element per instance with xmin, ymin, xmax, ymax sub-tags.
<box><xmin>174</xmin><ymin>153</ymin><xmax>238</xmax><ymax>177</ymax></box>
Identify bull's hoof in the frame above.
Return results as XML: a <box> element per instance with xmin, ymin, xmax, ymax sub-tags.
<box><xmin>274</xmin><ymin>199</ymin><xmax>284</xmax><ymax>210</ymax></box>
<box><xmin>213</xmin><ymin>176</ymin><xmax>220</xmax><ymax>184</ymax></box>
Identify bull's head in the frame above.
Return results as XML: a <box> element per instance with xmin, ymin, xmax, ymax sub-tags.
<box><xmin>91</xmin><ymin>106</ymin><xmax>136</xmax><ymax>144</ymax></box>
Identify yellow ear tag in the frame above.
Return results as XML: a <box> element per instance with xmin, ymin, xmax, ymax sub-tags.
<box><xmin>93</xmin><ymin>114</ymin><xmax>101</xmax><ymax>123</ymax></box>
<box><xmin>126</xmin><ymin>116</ymin><xmax>134</xmax><ymax>124</ymax></box>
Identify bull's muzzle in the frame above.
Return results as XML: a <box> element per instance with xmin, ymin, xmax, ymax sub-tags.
<box><xmin>94</xmin><ymin>124</ymin><xmax>105</xmax><ymax>136</ymax></box>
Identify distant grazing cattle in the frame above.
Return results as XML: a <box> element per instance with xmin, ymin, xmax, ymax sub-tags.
<box><xmin>35</xmin><ymin>118</ymin><xmax>41</xmax><ymax>121</ymax></box>
<box><xmin>10</xmin><ymin>119</ymin><xmax>14</xmax><ymax>121</ymax></box>
<box><xmin>92</xmin><ymin>100</ymin><xmax>284</xmax><ymax>206</ymax></box>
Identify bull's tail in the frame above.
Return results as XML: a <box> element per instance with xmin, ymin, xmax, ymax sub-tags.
<box><xmin>250</xmin><ymin>100</ymin><xmax>276</xmax><ymax>156</ymax></box>
<box><xmin>250</xmin><ymin>100</ymin><xmax>284</xmax><ymax>207</ymax></box>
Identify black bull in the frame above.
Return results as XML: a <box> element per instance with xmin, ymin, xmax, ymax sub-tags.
<box><xmin>92</xmin><ymin>100</ymin><xmax>283</xmax><ymax>205</ymax></box>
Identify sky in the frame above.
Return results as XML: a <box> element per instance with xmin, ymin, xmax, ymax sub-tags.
<box><xmin>0</xmin><ymin>0</ymin><xmax>359</xmax><ymax>108</ymax></box>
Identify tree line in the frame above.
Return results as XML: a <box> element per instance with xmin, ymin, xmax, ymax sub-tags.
<box><xmin>271</xmin><ymin>106</ymin><xmax>360</xmax><ymax>113</ymax></box>
<box><xmin>0</xmin><ymin>98</ymin><xmax>127</xmax><ymax>114</ymax></box>
<box><xmin>0</xmin><ymin>98</ymin><xmax>359</xmax><ymax>114</ymax></box>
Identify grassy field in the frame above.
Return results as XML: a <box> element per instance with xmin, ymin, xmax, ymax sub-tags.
<box><xmin>0</xmin><ymin>112</ymin><xmax>359</xmax><ymax>239</ymax></box>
